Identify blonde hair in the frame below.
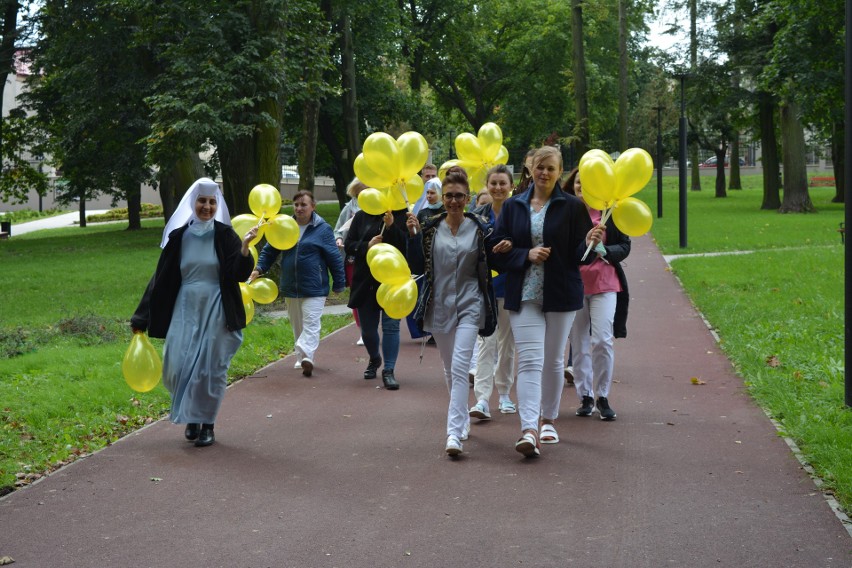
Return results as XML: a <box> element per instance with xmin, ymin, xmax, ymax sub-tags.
<box><xmin>346</xmin><ymin>177</ymin><xmax>368</xmax><ymax>198</ymax></box>
<box><xmin>531</xmin><ymin>146</ymin><xmax>563</xmax><ymax>171</ymax></box>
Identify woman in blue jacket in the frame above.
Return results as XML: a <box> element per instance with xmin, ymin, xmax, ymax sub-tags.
<box><xmin>491</xmin><ymin>147</ymin><xmax>603</xmax><ymax>457</ymax></box>
<box><xmin>252</xmin><ymin>191</ymin><xmax>346</xmax><ymax>377</ymax></box>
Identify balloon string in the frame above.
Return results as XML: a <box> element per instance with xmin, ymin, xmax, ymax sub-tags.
<box><xmin>580</xmin><ymin>206</ymin><xmax>614</xmax><ymax>261</ymax></box>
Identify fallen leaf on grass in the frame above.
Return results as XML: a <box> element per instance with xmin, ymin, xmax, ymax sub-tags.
<box><xmin>690</xmin><ymin>377</ymin><xmax>706</xmax><ymax>385</ymax></box>
<box><xmin>765</xmin><ymin>355</ymin><xmax>780</xmax><ymax>368</ymax></box>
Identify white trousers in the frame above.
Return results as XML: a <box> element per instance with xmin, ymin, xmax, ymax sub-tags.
<box><xmin>473</xmin><ymin>298</ymin><xmax>515</xmax><ymax>405</ymax></box>
<box><xmin>509</xmin><ymin>302</ymin><xmax>575</xmax><ymax>432</ymax></box>
<box><xmin>571</xmin><ymin>292</ymin><xmax>617</xmax><ymax>400</ymax></box>
<box><xmin>286</xmin><ymin>296</ymin><xmax>326</xmax><ymax>362</ymax></box>
<box><xmin>432</xmin><ymin>323</ymin><xmax>479</xmax><ymax>439</ymax></box>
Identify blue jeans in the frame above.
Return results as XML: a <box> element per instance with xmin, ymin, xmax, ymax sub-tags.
<box><xmin>358</xmin><ymin>305</ymin><xmax>400</xmax><ymax>371</ymax></box>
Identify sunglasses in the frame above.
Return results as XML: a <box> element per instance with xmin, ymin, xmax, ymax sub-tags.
<box><xmin>443</xmin><ymin>192</ymin><xmax>469</xmax><ymax>201</ymax></box>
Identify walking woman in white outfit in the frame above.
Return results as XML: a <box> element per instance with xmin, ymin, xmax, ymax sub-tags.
<box><xmin>491</xmin><ymin>147</ymin><xmax>603</xmax><ymax>457</ymax></box>
<box><xmin>406</xmin><ymin>169</ymin><xmax>497</xmax><ymax>457</ymax></box>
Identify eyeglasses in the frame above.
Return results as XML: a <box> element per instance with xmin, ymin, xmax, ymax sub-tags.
<box><xmin>443</xmin><ymin>192</ymin><xmax>469</xmax><ymax>201</ymax></box>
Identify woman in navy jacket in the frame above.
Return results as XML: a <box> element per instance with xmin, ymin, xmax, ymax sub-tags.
<box><xmin>491</xmin><ymin>147</ymin><xmax>603</xmax><ymax>457</ymax></box>
<box><xmin>252</xmin><ymin>191</ymin><xmax>345</xmax><ymax>377</ymax></box>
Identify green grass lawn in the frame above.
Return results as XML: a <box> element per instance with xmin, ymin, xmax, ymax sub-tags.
<box><xmin>0</xmin><ymin>208</ymin><xmax>351</xmax><ymax>495</ymax></box>
<box><xmin>638</xmin><ymin>174</ymin><xmax>849</xmax><ymax>512</ymax></box>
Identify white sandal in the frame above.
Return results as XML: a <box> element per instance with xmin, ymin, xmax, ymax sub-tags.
<box><xmin>515</xmin><ymin>431</ymin><xmax>540</xmax><ymax>457</ymax></box>
<box><xmin>540</xmin><ymin>423</ymin><xmax>559</xmax><ymax>444</ymax></box>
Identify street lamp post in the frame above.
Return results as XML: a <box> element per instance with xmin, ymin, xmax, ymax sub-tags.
<box><xmin>844</xmin><ymin>0</ymin><xmax>851</xmax><ymax>407</ymax></box>
<box><xmin>675</xmin><ymin>73</ymin><xmax>688</xmax><ymax>248</ymax></box>
<box><xmin>653</xmin><ymin>105</ymin><xmax>664</xmax><ymax>218</ymax></box>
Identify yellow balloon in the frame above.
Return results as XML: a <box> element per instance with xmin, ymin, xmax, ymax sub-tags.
<box><xmin>387</xmin><ymin>176</ymin><xmax>424</xmax><ymax>210</ymax></box>
<box><xmin>580</xmin><ymin>192</ymin><xmax>608</xmax><ymax>212</ymax></box>
<box><xmin>612</xmin><ymin>197</ymin><xmax>653</xmax><ymax>236</ymax></box>
<box><xmin>354</xmin><ymin>153</ymin><xmax>393</xmax><ymax>189</ymax></box>
<box><xmin>579</xmin><ymin>149</ymin><xmax>615</xmax><ymax>169</ymax></box>
<box><xmin>231</xmin><ymin>214</ymin><xmax>265</xmax><ymax>247</ymax></box>
<box><xmin>468</xmin><ymin>165</ymin><xmax>488</xmax><ymax>193</ymax></box>
<box><xmin>438</xmin><ymin>159</ymin><xmax>460</xmax><ymax>180</ymax></box>
<box><xmin>358</xmin><ymin>188</ymin><xmax>391</xmax><ymax>216</ymax></box>
<box><xmin>376</xmin><ymin>282</ymin><xmax>394</xmax><ymax>307</ymax></box>
<box><xmin>243</xmin><ymin>296</ymin><xmax>255</xmax><ymax>325</ymax></box>
<box><xmin>455</xmin><ymin>133</ymin><xmax>483</xmax><ymax>162</ymax></box>
<box><xmin>380</xmin><ymin>279</ymin><xmax>418</xmax><ymax>319</ymax></box>
<box><xmin>122</xmin><ymin>332</ymin><xmax>162</xmax><ymax>393</ymax></box>
<box><xmin>397</xmin><ymin>131</ymin><xmax>429</xmax><ymax>178</ymax></box>
<box><xmin>248</xmin><ymin>184</ymin><xmax>282</xmax><ymax>219</ymax></box>
<box><xmin>367</xmin><ymin>242</ymin><xmax>400</xmax><ymax>264</ymax></box>
<box><xmin>477</xmin><ymin>122</ymin><xmax>503</xmax><ymax>162</ymax></box>
<box><xmin>494</xmin><ymin>145</ymin><xmax>509</xmax><ymax>165</ymax></box>
<box><xmin>265</xmin><ymin>214</ymin><xmax>299</xmax><ymax>250</ymax></box>
<box><xmin>578</xmin><ymin>156</ymin><xmax>615</xmax><ymax>206</ymax></box>
<box><xmin>614</xmin><ymin>148</ymin><xmax>654</xmax><ymax>199</ymax></box>
<box><xmin>369</xmin><ymin>251</ymin><xmax>410</xmax><ymax>285</ymax></box>
<box><xmin>363</xmin><ymin>132</ymin><xmax>400</xmax><ymax>180</ymax></box>
<box><xmin>248</xmin><ymin>277</ymin><xmax>278</xmax><ymax>304</ymax></box>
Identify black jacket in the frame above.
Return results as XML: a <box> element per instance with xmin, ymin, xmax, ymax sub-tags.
<box><xmin>131</xmin><ymin>221</ymin><xmax>254</xmax><ymax>338</ymax></box>
<box><xmin>343</xmin><ymin>209</ymin><xmax>408</xmax><ymax>311</ymax></box>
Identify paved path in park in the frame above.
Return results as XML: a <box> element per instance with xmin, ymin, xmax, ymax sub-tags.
<box><xmin>1</xmin><ymin>235</ymin><xmax>850</xmax><ymax>567</ymax></box>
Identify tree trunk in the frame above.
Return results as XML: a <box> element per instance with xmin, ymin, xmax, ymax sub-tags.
<box><xmin>78</xmin><ymin>198</ymin><xmax>87</xmax><ymax>228</ymax></box>
<box><xmin>126</xmin><ymin>185</ymin><xmax>141</xmax><ymax>230</ymax></box>
<box><xmin>617</xmin><ymin>0</ymin><xmax>628</xmax><ymax>151</ymax></box>
<box><xmin>779</xmin><ymin>101</ymin><xmax>814</xmax><ymax>213</ymax></box>
<box><xmin>0</xmin><ymin>0</ymin><xmax>20</xmax><ymax>165</ymax></box>
<box><xmin>571</xmin><ymin>0</ymin><xmax>589</xmax><ymax>158</ymax></box>
<box><xmin>831</xmin><ymin>120</ymin><xmax>844</xmax><ymax>203</ymax></box>
<box><xmin>758</xmin><ymin>92</ymin><xmax>781</xmax><ymax>210</ymax></box>
<box><xmin>729</xmin><ymin>132</ymin><xmax>742</xmax><ymax>189</ymax></box>
<box><xmin>688</xmin><ymin>0</ymin><xmax>701</xmax><ymax>191</ymax></box>
<box><xmin>299</xmin><ymin>97</ymin><xmax>320</xmax><ymax>195</ymax></box>
<box><xmin>158</xmin><ymin>152</ymin><xmax>204</xmax><ymax>222</ymax></box>
<box><xmin>340</xmin><ymin>13</ymin><xmax>360</xmax><ymax>182</ymax></box>
<box><xmin>318</xmin><ymin>109</ymin><xmax>349</xmax><ymax>208</ymax></box>
<box><xmin>714</xmin><ymin>145</ymin><xmax>727</xmax><ymax>197</ymax></box>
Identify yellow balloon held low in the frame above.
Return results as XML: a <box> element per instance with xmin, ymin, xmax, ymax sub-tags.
<box><xmin>440</xmin><ymin>122</ymin><xmax>509</xmax><ymax>191</ymax></box>
<box><xmin>122</xmin><ymin>332</ymin><xmax>162</xmax><ymax>392</ymax></box>
<box><xmin>577</xmin><ymin>148</ymin><xmax>655</xmax><ymax>260</ymax></box>
<box><xmin>366</xmin><ymin>243</ymin><xmax>416</xmax><ymax>318</ymax></box>
<box><xmin>353</xmin><ymin>131</ymin><xmax>429</xmax><ymax>211</ymax></box>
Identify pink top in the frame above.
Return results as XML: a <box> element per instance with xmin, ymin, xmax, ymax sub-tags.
<box><xmin>579</xmin><ymin>208</ymin><xmax>622</xmax><ymax>295</ymax></box>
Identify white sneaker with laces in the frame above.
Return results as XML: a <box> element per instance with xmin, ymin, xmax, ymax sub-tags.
<box><xmin>356</xmin><ymin>336</ymin><xmax>364</xmax><ymax>345</ymax></box>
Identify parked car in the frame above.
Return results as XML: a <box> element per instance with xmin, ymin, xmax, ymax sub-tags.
<box><xmin>700</xmin><ymin>156</ymin><xmax>746</xmax><ymax>168</ymax></box>
<box><xmin>282</xmin><ymin>168</ymin><xmax>300</xmax><ymax>180</ymax></box>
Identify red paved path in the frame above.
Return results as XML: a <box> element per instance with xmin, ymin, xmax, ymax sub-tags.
<box><xmin>1</xmin><ymin>236</ymin><xmax>850</xmax><ymax>567</ymax></box>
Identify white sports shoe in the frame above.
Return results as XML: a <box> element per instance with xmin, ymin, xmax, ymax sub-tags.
<box><xmin>445</xmin><ymin>435</ymin><xmax>462</xmax><ymax>457</ymax></box>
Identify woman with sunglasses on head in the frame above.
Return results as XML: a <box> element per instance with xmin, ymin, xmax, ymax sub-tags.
<box><xmin>406</xmin><ymin>169</ymin><xmax>497</xmax><ymax>457</ymax></box>
<box><xmin>491</xmin><ymin>146</ymin><xmax>603</xmax><ymax>457</ymax></box>
<box><xmin>563</xmin><ymin>167</ymin><xmax>631</xmax><ymax>421</ymax></box>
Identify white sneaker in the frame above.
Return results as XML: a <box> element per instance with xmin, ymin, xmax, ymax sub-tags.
<box><xmin>460</xmin><ymin>421</ymin><xmax>471</xmax><ymax>441</ymax></box>
<box><xmin>469</xmin><ymin>401</ymin><xmax>491</xmax><ymax>420</ymax></box>
<box><xmin>445</xmin><ymin>435</ymin><xmax>462</xmax><ymax>456</ymax></box>
<box><xmin>356</xmin><ymin>336</ymin><xmax>364</xmax><ymax>345</ymax></box>
<box><xmin>293</xmin><ymin>361</ymin><xmax>302</xmax><ymax>369</ymax></box>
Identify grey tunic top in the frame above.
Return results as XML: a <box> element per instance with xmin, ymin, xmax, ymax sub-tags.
<box><xmin>424</xmin><ymin>218</ymin><xmax>485</xmax><ymax>334</ymax></box>
<box><xmin>161</xmin><ymin>229</ymin><xmax>243</xmax><ymax>424</ymax></box>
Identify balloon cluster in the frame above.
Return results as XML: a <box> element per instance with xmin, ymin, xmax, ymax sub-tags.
<box><xmin>232</xmin><ymin>184</ymin><xmax>300</xmax><ymax>256</ymax></box>
<box><xmin>440</xmin><ymin>122</ymin><xmax>509</xmax><ymax>191</ymax></box>
<box><xmin>122</xmin><ymin>332</ymin><xmax>162</xmax><ymax>392</ymax></box>
<box><xmin>578</xmin><ymin>148</ymin><xmax>654</xmax><ymax>260</ymax></box>
<box><xmin>367</xmin><ymin>243</ymin><xmax>417</xmax><ymax>319</ymax></box>
<box><xmin>239</xmin><ymin>278</ymin><xmax>279</xmax><ymax>325</ymax></box>
<box><xmin>354</xmin><ymin>132</ymin><xmax>429</xmax><ymax>213</ymax></box>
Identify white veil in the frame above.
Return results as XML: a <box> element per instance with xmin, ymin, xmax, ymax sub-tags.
<box><xmin>160</xmin><ymin>178</ymin><xmax>232</xmax><ymax>249</ymax></box>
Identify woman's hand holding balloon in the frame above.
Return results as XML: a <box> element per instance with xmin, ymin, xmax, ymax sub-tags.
<box><xmin>369</xmin><ymin>234</ymin><xmax>384</xmax><ymax>248</ymax></box>
<box><xmin>406</xmin><ymin>213</ymin><xmax>420</xmax><ymax>236</ymax></box>
<box><xmin>241</xmin><ymin>226</ymin><xmax>259</xmax><ymax>256</ymax></box>
<box><xmin>585</xmin><ymin>224</ymin><xmax>605</xmax><ymax>248</ymax></box>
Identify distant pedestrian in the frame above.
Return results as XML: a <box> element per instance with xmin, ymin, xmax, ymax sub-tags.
<box><xmin>252</xmin><ymin>191</ymin><xmax>346</xmax><ymax>377</ymax></box>
<box><xmin>131</xmin><ymin>178</ymin><xmax>257</xmax><ymax>447</ymax></box>
<box><xmin>407</xmin><ymin>168</ymin><xmax>497</xmax><ymax>457</ymax></box>
<box><xmin>490</xmin><ymin>146</ymin><xmax>603</xmax><ymax>457</ymax></box>
<box><xmin>563</xmin><ymin>168</ymin><xmax>631</xmax><ymax>420</ymax></box>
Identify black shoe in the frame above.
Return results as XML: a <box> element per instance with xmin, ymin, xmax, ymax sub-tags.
<box><xmin>597</xmin><ymin>397</ymin><xmax>617</xmax><ymax>421</ymax></box>
<box><xmin>364</xmin><ymin>357</ymin><xmax>381</xmax><ymax>380</ymax></box>
<box><xmin>195</xmin><ymin>424</ymin><xmax>215</xmax><ymax>447</ymax></box>
<box><xmin>382</xmin><ymin>369</ymin><xmax>399</xmax><ymax>390</ymax></box>
<box><xmin>576</xmin><ymin>396</ymin><xmax>595</xmax><ymax>417</ymax></box>
<box><xmin>184</xmin><ymin>423</ymin><xmax>200</xmax><ymax>441</ymax></box>
<box><xmin>426</xmin><ymin>336</ymin><xmax>436</xmax><ymax>346</ymax></box>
